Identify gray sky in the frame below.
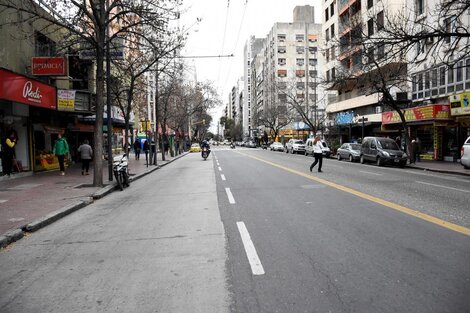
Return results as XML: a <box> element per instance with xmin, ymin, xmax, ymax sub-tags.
<box><xmin>180</xmin><ymin>0</ymin><xmax>322</xmax><ymax>133</ymax></box>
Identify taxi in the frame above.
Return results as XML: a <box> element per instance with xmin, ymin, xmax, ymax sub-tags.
<box><xmin>190</xmin><ymin>143</ymin><xmax>201</xmax><ymax>153</ymax></box>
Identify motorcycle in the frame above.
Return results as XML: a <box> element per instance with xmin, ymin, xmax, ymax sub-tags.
<box><xmin>113</xmin><ymin>154</ymin><xmax>130</xmax><ymax>191</ymax></box>
<box><xmin>230</xmin><ymin>143</ymin><xmax>236</xmax><ymax>149</ymax></box>
<box><xmin>201</xmin><ymin>147</ymin><xmax>210</xmax><ymax>160</ymax></box>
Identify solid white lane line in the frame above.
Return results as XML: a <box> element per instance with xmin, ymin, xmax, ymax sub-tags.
<box><xmin>236</xmin><ymin>222</ymin><xmax>265</xmax><ymax>275</ymax></box>
<box><xmin>416</xmin><ymin>181</ymin><xmax>470</xmax><ymax>193</ymax></box>
<box><xmin>359</xmin><ymin>170</ymin><xmax>382</xmax><ymax>176</ymax></box>
<box><xmin>218</xmin><ymin>166</ymin><xmax>222</xmax><ymax>171</ymax></box>
<box><xmin>225</xmin><ymin>187</ymin><xmax>235</xmax><ymax>204</ymax></box>
<box><xmin>221</xmin><ymin>174</ymin><xmax>226</xmax><ymax>181</ymax></box>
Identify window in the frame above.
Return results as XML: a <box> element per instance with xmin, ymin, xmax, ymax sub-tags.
<box><xmin>296</xmin><ymin>82</ymin><xmax>305</xmax><ymax>90</ymax></box>
<box><xmin>296</xmin><ymin>70</ymin><xmax>305</xmax><ymax>77</ymax></box>
<box><xmin>296</xmin><ymin>34</ymin><xmax>304</xmax><ymax>42</ymax></box>
<box><xmin>444</xmin><ymin>16</ymin><xmax>456</xmax><ymax>44</ymax></box>
<box><xmin>425</xmin><ymin>71</ymin><xmax>430</xmax><ymax>89</ymax></box>
<box><xmin>332</xmin><ymin>67</ymin><xmax>336</xmax><ymax>80</ymax></box>
<box><xmin>330</xmin><ymin>3</ymin><xmax>334</xmax><ymax>17</ymax></box>
<box><xmin>368</xmin><ymin>0</ymin><xmax>373</xmax><ymax>9</ymax></box>
<box><xmin>431</xmin><ymin>69</ymin><xmax>438</xmax><ymax>88</ymax></box>
<box><xmin>309</xmin><ymin>58</ymin><xmax>317</xmax><ymax>66</ymax></box>
<box><xmin>412</xmin><ymin>75</ymin><xmax>417</xmax><ymax>92</ymax></box>
<box><xmin>439</xmin><ymin>66</ymin><xmax>446</xmax><ymax>85</ymax></box>
<box><xmin>35</xmin><ymin>32</ymin><xmax>56</xmax><ymax>56</ymax></box>
<box><xmin>326</xmin><ymin>48</ymin><xmax>330</xmax><ymax>62</ymax></box>
<box><xmin>325</xmin><ymin>8</ymin><xmax>329</xmax><ymax>22</ymax></box>
<box><xmin>456</xmin><ymin>61</ymin><xmax>463</xmax><ymax>82</ymax></box>
<box><xmin>448</xmin><ymin>65</ymin><xmax>454</xmax><ymax>84</ymax></box>
<box><xmin>377</xmin><ymin>11</ymin><xmax>384</xmax><ymax>30</ymax></box>
<box><xmin>296</xmin><ymin>58</ymin><xmax>305</xmax><ymax>66</ymax></box>
<box><xmin>278</xmin><ymin>58</ymin><xmax>286</xmax><ymax>66</ymax></box>
<box><xmin>331</xmin><ymin>46</ymin><xmax>335</xmax><ymax>59</ymax></box>
<box><xmin>368</xmin><ymin>19</ymin><xmax>374</xmax><ymax>36</ymax></box>
<box><xmin>330</xmin><ymin>24</ymin><xmax>335</xmax><ymax>38</ymax></box>
<box><xmin>309</xmin><ymin>70</ymin><xmax>318</xmax><ymax>77</ymax></box>
<box><xmin>466</xmin><ymin>58</ymin><xmax>470</xmax><ymax>80</ymax></box>
<box><xmin>278</xmin><ymin>69</ymin><xmax>287</xmax><ymax>77</ymax></box>
<box><xmin>278</xmin><ymin>46</ymin><xmax>286</xmax><ymax>53</ymax></box>
<box><xmin>325</xmin><ymin>29</ymin><xmax>330</xmax><ymax>42</ymax></box>
<box><xmin>309</xmin><ymin>46</ymin><xmax>317</xmax><ymax>54</ymax></box>
<box><xmin>278</xmin><ymin>34</ymin><xmax>286</xmax><ymax>42</ymax></box>
<box><xmin>296</xmin><ymin>46</ymin><xmax>304</xmax><ymax>54</ymax></box>
<box><xmin>415</xmin><ymin>0</ymin><xmax>424</xmax><ymax>16</ymax></box>
<box><xmin>326</xmin><ymin>70</ymin><xmax>330</xmax><ymax>81</ymax></box>
<box><xmin>368</xmin><ymin>47</ymin><xmax>375</xmax><ymax>62</ymax></box>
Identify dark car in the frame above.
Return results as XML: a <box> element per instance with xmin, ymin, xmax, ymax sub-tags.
<box><xmin>336</xmin><ymin>143</ymin><xmax>361</xmax><ymax>162</ymax></box>
<box><xmin>360</xmin><ymin>137</ymin><xmax>408</xmax><ymax>167</ymax></box>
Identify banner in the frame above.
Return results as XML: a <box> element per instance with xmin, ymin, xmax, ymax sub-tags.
<box><xmin>382</xmin><ymin>104</ymin><xmax>450</xmax><ymax>124</ymax></box>
<box><xmin>57</xmin><ymin>90</ymin><xmax>76</xmax><ymax>111</ymax></box>
<box><xmin>449</xmin><ymin>92</ymin><xmax>470</xmax><ymax>116</ymax></box>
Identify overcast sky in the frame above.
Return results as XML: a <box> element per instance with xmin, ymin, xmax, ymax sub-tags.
<box><xmin>180</xmin><ymin>0</ymin><xmax>322</xmax><ymax>133</ymax></box>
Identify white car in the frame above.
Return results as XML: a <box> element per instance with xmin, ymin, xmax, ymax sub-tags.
<box><xmin>269</xmin><ymin>142</ymin><xmax>284</xmax><ymax>152</ymax></box>
<box><xmin>285</xmin><ymin>139</ymin><xmax>306</xmax><ymax>154</ymax></box>
<box><xmin>305</xmin><ymin>138</ymin><xmax>331</xmax><ymax>158</ymax></box>
<box><xmin>461</xmin><ymin>136</ymin><xmax>470</xmax><ymax>169</ymax></box>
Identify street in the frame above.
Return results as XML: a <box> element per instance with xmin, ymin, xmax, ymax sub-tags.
<box><xmin>1</xmin><ymin>147</ymin><xmax>469</xmax><ymax>312</ymax></box>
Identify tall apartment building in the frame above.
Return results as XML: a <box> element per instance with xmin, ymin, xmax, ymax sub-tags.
<box><xmin>243</xmin><ymin>36</ymin><xmax>264</xmax><ymax>138</ymax></box>
<box><xmin>227</xmin><ymin>78</ymin><xmax>244</xmax><ymax>126</ymax></box>
<box><xmin>251</xmin><ymin>5</ymin><xmax>327</xmax><ymax>141</ymax></box>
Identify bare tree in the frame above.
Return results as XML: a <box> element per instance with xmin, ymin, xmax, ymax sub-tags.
<box><xmin>0</xmin><ymin>0</ymin><xmax>181</xmax><ymax>186</ymax></box>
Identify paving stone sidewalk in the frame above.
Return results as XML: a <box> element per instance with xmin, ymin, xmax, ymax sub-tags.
<box><xmin>0</xmin><ymin>152</ymin><xmax>187</xmax><ymax>248</ymax></box>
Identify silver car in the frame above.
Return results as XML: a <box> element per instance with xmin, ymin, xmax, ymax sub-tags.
<box><xmin>461</xmin><ymin>136</ymin><xmax>470</xmax><ymax>169</ymax></box>
<box><xmin>337</xmin><ymin>143</ymin><xmax>361</xmax><ymax>162</ymax></box>
<box><xmin>285</xmin><ymin>139</ymin><xmax>306</xmax><ymax>154</ymax></box>
<box><xmin>269</xmin><ymin>142</ymin><xmax>284</xmax><ymax>152</ymax></box>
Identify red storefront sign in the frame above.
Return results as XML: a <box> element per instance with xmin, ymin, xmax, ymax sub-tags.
<box><xmin>382</xmin><ymin>104</ymin><xmax>450</xmax><ymax>124</ymax></box>
<box><xmin>32</xmin><ymin>57</ymin><xmax>67</xmax><ymax>76</ymax></box>
<box><xmin>0</xmin><ymin>68</ymin><xmax>57</xmax><ymax>109</ymax></box>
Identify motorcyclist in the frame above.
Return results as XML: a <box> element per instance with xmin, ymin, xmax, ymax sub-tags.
<box><xmin>200</xmin><ymin>140</ymin><xmax>211</xmax><ymax>157</ymax></box>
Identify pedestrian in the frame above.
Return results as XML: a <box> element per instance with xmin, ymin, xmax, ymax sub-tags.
<box><xmin>77</xmin><ymin>139</ymin><xmax>93</xmax><ymax>175</ymax></box>
<box><xmin>2</xmin><ymin>130</ymin><xmax>18</xmax><ymax>177</ymax></box>
<box><xmin>133</xmin><ymin>138</ymin><xmax>141</xmax><ymax>160</ymax></box>
<box><xmin>143</xmin><ymin>140</ymin><xmax>150</xmax><ymax>163</ymax></box>
<box><xmin>53</xmin><ymin>133</ymin><xmax>69</xmax><ymax>176</ymax></box>
<box><xmin>309</xmin><ymin>135</ymin><xmax>324</xmax><ymax>173</ymax></box>
<box><xmin>415</xmin><ymin>137</ymin><xmax>421</xmax><ymax>162</ymax></box>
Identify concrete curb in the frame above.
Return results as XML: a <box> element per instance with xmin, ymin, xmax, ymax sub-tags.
<box><xmin>0</xmin><ymin>152</ymin><xmax>189</xmax><ymax>249</ymax></box>
<box><xmin>406</xmin><ymin>164</ymin><xmax>470</xmax><ymax>177</ymax></box>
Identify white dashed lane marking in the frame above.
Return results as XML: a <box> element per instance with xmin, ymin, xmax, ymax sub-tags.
<box><xmin>237</xmin><ymin>221</ymin><xmax>265</xmax><ymax>276</ymax></box>
<box><xmin>225</xmin><ymin>188</ymin><xmax>235</xmax><ymax>204</ymax></box>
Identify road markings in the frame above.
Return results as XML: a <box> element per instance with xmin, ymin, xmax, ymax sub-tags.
<box><xmin>218</xmin><ymin>166</ymin><xmax>222</xmax><ymax>171</ymax></box>
<box><xmin>359</xmin><ymin>170</ymin><xmax>382</xmax><ymax>176</ymax></box>
<box><xmin>416</xmin><ymin>181</ymin><xmax>470</xmax><ymax>194</ymax></box>
<box><xmin>236</xmin><ymin>222</ymin><xmax>265</xmax><ymax>275</ymax></box>
<box><xmin>221</xmin><ymin>174</ymin><xmax>226</xmax><ymax>181</ymax></box>
<box><xmin>237</xmin><ymin>152</ymin><xmax>470</xmax><ymax>236</ymax></box>
<box><xmin>225</xmin><ymin>188</ymin><xmax>235</xmax><ymax>204</ymax></box>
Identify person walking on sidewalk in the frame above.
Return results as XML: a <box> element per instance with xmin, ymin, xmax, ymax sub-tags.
<box><xmin>53</xmin><ymin>133</ymin><xmax>69</xmax><ymax>176</ymax></box>
<box><xmin>77</xmin><ymin>139</ymin><xmax>93</xmax><ymax>175</ymax></box>
<box><xmin>2</xmin><ymin>130</ymin><xmax>18</xmax><ymax>177</ymax></box>
<box><xmin>143</xmin><ymin>140</ymin><xmax>150</xmax><ymax>164</ymax></box>
<box><xmin>133</xmin><ymin>138</ymin><xmax>141</xmax><ymax>160</ymax></box>
<box><xmin>309</xmin><ymin>135</ymin><xmax>324</xmax><ymax>173</ymax></box>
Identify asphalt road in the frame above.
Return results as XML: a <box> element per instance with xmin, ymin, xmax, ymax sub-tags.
<box><xmin>214</xmin><ymin>147</ymin><xmax>470</xmax><ymax>313</ymax></box>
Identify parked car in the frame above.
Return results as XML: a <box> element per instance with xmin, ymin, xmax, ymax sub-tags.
<box><xmin>461</xmin><ymin>136</ymin><xmax>470</xmax><ymax>169</ymax></box>
<box><xmin>190</xmin><ymin>143</ymin><xmax>201</xmax><ymax>153</ymax></box>
<box><xmin>360</xmin><ymin>136</ymin><xmax>407</xmax><ymax>167</ymax></box>
<box><xmin>269</xmin><ymin>142</ymin><xmax>284</xmax><ymax>152</ymax></box>
<box><xmin>305</xmin><ymin>138</ymin><xmax>331</xmax><ymax>158</ymax></box>
<box><xmin>285</xmin><ymin>139</ymin><xmax>306</xmax><ymax>154</ymax></box>
<box><xmin>336</xmin><ymin>143</ymin><xmax>362</xmax><ymax>162</ymax></box>
<box><xmin>246</xmin><ymin>141</ymin><xmax>257</xmax><ymax>148</ymax></box>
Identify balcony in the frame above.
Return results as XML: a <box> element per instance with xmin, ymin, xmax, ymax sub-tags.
<box><xmin>326</xmin><ymin>92</ymin><xmax>381</xmax><ymax>113</ymax></box>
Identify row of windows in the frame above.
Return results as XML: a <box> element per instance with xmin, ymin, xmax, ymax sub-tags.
<box><xmin>277</xmin><ymin>58</ymin><xmax>318</xmax><ymax>66</ymax></box>
<box><xmin>277</xmin><ymin>46</ymin><xmax>318</xmax><ymax>54</ymax></box>
<box><xmin>277</xmin><ymin>69</ymin><xmax>318</xmax><ymax>78</ymax></box>
<box><xmin>412</xmin><ymin>59</ymin><xmax>470</xmax><ymax>99</ymax></box>
<box><xmin>277</xmin><ymin>34</ymin><xmax>319</xmax><ymax>43</ymax></box>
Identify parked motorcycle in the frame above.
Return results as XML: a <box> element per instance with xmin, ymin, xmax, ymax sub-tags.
<box><xmin>201</xmin><ymin>147</ymin><xmax>210</xmax><ymax>160</ymax></box>
<box><xmin>113</xmin><ymin>154</ymin><xmax>130</xmax><ymax>190</ymax></box>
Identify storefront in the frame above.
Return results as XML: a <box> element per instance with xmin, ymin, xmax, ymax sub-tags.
<box><xmin>449</xmin><ymin>92</ymin><xmax>470</xmax><ymax>154</ymax></box>
<box><xmin>0</xmin><ymin>68</ymin><xmax>57</xmax><ymax>173</ymax></box>
<box><xmin>382</xmin><ymin>104</ymin><xmax>453</xmax><ymax>161</ymax></box>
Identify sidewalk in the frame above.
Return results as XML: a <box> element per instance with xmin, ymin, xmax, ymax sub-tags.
<box><xmin>406</xmin><ymin>160</ymin><xmax>470</xmax><ymax>177</ymax></box>
<box><xmin>0</xmin><ymin>151</ymin><xmax>187</xmax><ymax>248</ymax></box>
